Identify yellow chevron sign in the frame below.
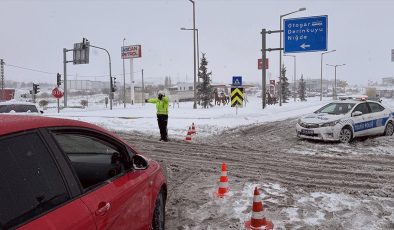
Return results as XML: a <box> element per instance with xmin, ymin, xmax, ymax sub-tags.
<box><xmin>231</xmin><ymin>87</ymin><xmax>243</xmax><ymax>107</ymax></box>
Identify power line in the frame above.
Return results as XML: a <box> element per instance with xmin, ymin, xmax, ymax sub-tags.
<box><xmin>5</xmin><ymin>64</ymin><xmax>57</xmax><ymax>75</ymax></box>
<box><xmin>4</xmin><ymin>63</ymin><xmax>161</xmax><ymax>79</ymax></box>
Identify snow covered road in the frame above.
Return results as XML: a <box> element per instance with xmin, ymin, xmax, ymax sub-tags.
<box><xmin>118</xmin><ymin>119</ymin><xmax>394</xmax><ymax>229</ymax></box>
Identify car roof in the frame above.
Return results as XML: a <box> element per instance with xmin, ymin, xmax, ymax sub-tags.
<box><xmin>0</xmin><ymin>115</ymin><xmax>113</xmax><ymax>137</ymax></box>
<box><xmin>0</xmin><ymin>101</ymin><xmax>37</xmax><ymax>106</ymax></box>
<box><xmin>333</xmin><ymin>99</ymin><xmax>380</xmax><ymax>103</ymax></box>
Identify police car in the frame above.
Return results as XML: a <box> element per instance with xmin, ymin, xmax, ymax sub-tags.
<box><xmin>296</xmin><ymin>98</ymin><xmax>394</xmax><ymax>143</ymax></box>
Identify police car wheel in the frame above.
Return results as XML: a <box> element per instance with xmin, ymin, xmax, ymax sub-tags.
<box><xmin>339</xmin><ymin>127</ymin><xmax>352</xmax><ymax>143</ymax></box>
<box><xmin>384</xmin><ymin>122</ymin><xmax>394</xmax><ymax>136</ymax></box>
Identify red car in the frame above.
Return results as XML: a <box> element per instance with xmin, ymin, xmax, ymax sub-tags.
<box><xmin>0</xmin><ymin>115</ymin><xmax>167</xmax><ymax>230</ymax></box>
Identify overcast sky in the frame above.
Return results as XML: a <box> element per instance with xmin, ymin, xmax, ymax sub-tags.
<box><xmin>1</xmin><ymin>0</ymin><xmax>394</xmax><ymax>86</ymax></box>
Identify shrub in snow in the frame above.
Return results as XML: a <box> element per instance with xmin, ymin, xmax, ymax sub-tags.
<box><xmin>38</xmin><ymin>100</ymin><xmax>48</xmax><ymax>110</ymax></box>
<box><xmin>80</xmin><ymin>100</ymin><xmax>88</xmax><ymax>108</ymax></box>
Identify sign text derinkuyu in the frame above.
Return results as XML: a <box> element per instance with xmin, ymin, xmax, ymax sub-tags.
<box><xmin>284</xmin><ymin>15</ymin><xmax>328</xmax><ymax>53</ymax></box>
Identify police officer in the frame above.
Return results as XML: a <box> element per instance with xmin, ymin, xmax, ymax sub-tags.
<box><xmin>145</xmin><ymin>91</ymin><xmax>169</xmax><ymax>142</ymax></box>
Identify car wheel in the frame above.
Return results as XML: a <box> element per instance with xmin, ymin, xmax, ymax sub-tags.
<box><xmin>339</xmin><ymin>127</ymin><xmax>353</xmax><ymax>143</ymax></box>
<box><xmin>384</xmin><ymin>122</ymin><xmax>394</xmax><ymax>136</ymax></box>
<box><xmin>152</xmin><ymin>190</ymin><xmax>165</xmax><ymax>230</ymax></box>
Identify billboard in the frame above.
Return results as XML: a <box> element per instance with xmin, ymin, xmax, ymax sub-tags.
<box><xmin>122</xmin><ymin>45</ymin><xmax>142</xmax><ymax>59</ymax></box>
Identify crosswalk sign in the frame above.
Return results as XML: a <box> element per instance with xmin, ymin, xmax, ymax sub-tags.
<box><xmin>231</xmin><ymin>87</ymin><xmax>243</xmax><ymax>107</ymax></box>
<box><xmin>232</xmin><ymin>76</ymin><xmax>242</xmax><ymax>86</ymax></box>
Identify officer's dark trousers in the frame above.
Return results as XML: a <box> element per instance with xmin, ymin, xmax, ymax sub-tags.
<box><xmin>157</xmin><ymin>114</ymin><xmax>168</xmax><ymax>140</ymax></box>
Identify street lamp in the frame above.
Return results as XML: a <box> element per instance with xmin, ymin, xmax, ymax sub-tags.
<box><xmin>186</xmin><ymin>0</ymin><xmax>197</xmax><ymax>109</ymax></box>
<box><xmin>320</xmin><ymin>49</ymin><xmax>336</xmax><ymax>101</ymax></box>
<box><xmin>279</xmin><ymin>7</ymin><xmax>306</xmax><ymax>106</ymax></box>
<box><xmin>180</xmin><ymin>27</ymin><xmax>200</xmax><ymax>82</ymax></box>
<box><xmin>326</xmin><ymin>63</ymin><xmax>346</xmax><ymax>100</ymax></box>
<box><xmin>284</xmin><ymin>54</ymin><xmax>296</xmax><ymax>101</ymax></box>
<box><xmin>122</xmin><ymin>38</ymin><xmax>126</xmax><ymax>108</ymax></box>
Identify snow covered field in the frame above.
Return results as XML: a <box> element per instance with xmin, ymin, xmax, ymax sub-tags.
<box><xmin>44</xmin><ymin>95</ymin><xmax>334</xmax><ymax>138</ymax></box>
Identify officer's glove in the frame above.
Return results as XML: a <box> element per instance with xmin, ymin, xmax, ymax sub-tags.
<box><xmin>145</xmin><ymin>99</ymin><xmax>148</xmax><ymax>103</ymax></box>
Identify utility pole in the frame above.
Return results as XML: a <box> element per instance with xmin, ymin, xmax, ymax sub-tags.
<box><xmin>142</xmin><ymin>69</ymin><xmax>145</xmax><ymax>106</ymax></box>
<box><xmin>261</xmin><ymin>29</ymin><xmax>267</xmax><ymax>109</ymax></box>
<box><xmin>123</xmin><ymin>38</ymin><xmax>126</xmax><ymax>108</ymax></box>
<box><xmin>0</xmin><ymin>59</ymin><xmax>4</xmax><ymax>101</ymax></box>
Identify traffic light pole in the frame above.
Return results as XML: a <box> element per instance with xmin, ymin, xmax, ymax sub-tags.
<box><xmin>63</xmin><ymin>48</ymin><xmax>75</xmax><ymax>108</ymax></box>
<box><xmin>261</xmin><ymin>29</ymin><xmax>283</xmax><ymax>109</ymax></box>
<box><xmin>87</xmin><ymin>44</ymin><xmax>113</xmax><ymax>110</ymax></box>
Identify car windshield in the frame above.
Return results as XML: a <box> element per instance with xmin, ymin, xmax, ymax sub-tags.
<box><xmin>0</xmin><ymin>104</ymin><xmax>38</xmax><ymax>113</ymax></box>
<box><xmin>314</xmin><ymin>103</ymin><xmax>355</xmax><ymax>115</ymax></box>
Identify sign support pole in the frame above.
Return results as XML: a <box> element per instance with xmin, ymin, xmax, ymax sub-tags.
<box><xmin>63</xmin><ymin>48</ymin><xmax>67</xmax><ymax>108</ymax></box>
<box><xmin>261</xmin><ymin>29</ymin><xmax>267</xmax><ymax>109</ymax></box>
<box><xmin>57</xmin><ymin>98</ymin><xmax>60</xmax><ymax>113</ymax></box>
<box><xmin>130</xmin><ymin>59</ymin><xmax>134</xmax><ymax>105</ymax></box>
<box><xmin>142</xmin><ymin>69</ymin><xmax>144</xmax><ymax>106</ymax></box>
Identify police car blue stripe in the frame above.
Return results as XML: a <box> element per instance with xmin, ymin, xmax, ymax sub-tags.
<box><xmin>353</xmin><ymin>117</ymin><xmax>389</xmax><ymax>132</ymax></box>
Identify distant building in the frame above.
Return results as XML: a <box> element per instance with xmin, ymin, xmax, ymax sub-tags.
<box><xmin>66</xmin><ymin>80</ymin><xmax>108</xmax><ymax>91</ymax></box>
<box><xmin>166</xmin><ymin>82</ymin><xmax>194</xmax><ymax>102</ymax></box>
<box><xmin>382</xmin><ymin>77</ymin><xmax>394</xmax><ymax>86</ymax></box>
<box><xmin>167</xmin><ymin>82</ymin><xmax>194</xmax><ymax>92</ymax></box>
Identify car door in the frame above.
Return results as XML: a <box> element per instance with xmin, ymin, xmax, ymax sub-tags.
<box><xmin>0</xmin><ymin>131</ymin><xmax>96</xmax><ymax>230</ymax></box>
<box><xmin>51</xmin><ymin>130</ymin><xmax>152</xmax><ymax>230</ymax></box>
<box><xmin>351</xmin><ymin>102</ymin><xmax>373</xmax><ymax>137</ymax></box>
<box><xmin>368</xmin><ymin>102</ymin><xmax>389</xmax><ymax>134</ymax></box>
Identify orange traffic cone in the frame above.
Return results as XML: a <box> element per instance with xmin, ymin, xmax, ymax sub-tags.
<box><xmin>245</xmin><ymin>187</ymin><xmax>273</xmax><ymax>230</ymax></box>
<box><xmin>184</xmin><ymin>126</ymin><xmax>192</xmax><ymax>142</ymax></box>
<box><xmin>214</xmin><ymin>163</ymin><xmax>229</xmax><ymax>198</ymax></box>
<box><xmin>191</xmin><ymin>122</ymin><xmax>197</xmax><ymax>134</ymax></box>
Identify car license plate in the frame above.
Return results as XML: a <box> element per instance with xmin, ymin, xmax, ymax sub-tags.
<box><xmin>301</xmin><ymin>129</ymin><xmax>314</xmax><ymax>135</ymax></box>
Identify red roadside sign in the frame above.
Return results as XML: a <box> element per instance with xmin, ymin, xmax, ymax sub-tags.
<box><xmin>52</xmin><ymin>87</ymin><xmax>64</xmax><ymax>99</ymax></box>
<box><xmin>258</xmin><ymin>58</ymin><xmax>269</xmax><ymax>70</ymax></box>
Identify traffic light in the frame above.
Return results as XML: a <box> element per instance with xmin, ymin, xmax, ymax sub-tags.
<box><xmin>57</xmin><ymin>73</ymin><xmax>62</xmax><ymax>86</ymax></box>
<box><xmin>111</xmin><ymin>77</ymin><xmax>117</xmax><ymax>92</ymax></box>
<box><xmin>82</xmin><ymin>38</ymin><xmax>88</xmax><ymax>49</ymax></box>
<box><xmin>33</xmin><ymin>83</ymin><xmax>40</xmax><ymax>94</ymax></box>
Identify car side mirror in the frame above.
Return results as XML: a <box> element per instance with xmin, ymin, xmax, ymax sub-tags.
<box><xmin>40</xmin><ymin>110</ymin><xmax>44</xmax><ymax>114</ymax></box>
<box><xmin>352</xmin><ymin>111</ymin><xmax>363</xmax><ymax>117</ymax></box>
<box><xmin>132</xmin><ymin>155</ymin><xmax>148</xmax><ymax>170</ymax></box>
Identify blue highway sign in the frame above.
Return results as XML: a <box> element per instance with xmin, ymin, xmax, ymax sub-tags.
<box><xmin>232</xmin><ymin>76</ymin><xmax>242</xmax><ymax>86</ymax></box>
<box><xmin>284</xmin><ymin>15</ymin><xmax>328</xmax><ymax>53</ymax></box>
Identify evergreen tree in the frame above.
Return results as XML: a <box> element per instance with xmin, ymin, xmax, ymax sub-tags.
<box><xmin>197</xmin><ymin>53</ymin><xmax>214</xmax><ymax>108</ymax></box>
<box><xmin>280</xmin><ymin>65</ymin><xmax>290</xmax><ymax>103</ymax></box>
<box><xmin>298</xmin><ymin>74</ymin><xmax>307</xmax><ymax>101</ymax></box>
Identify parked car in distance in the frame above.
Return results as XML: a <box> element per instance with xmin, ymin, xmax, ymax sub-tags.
<box><xmin>0</xmin><ymin>101</ymin><xmax>43</xmax><ymax>114</ymax></box>
<box><xmin>296</xmin><ymin>98</ymin><xmax>394</xmax><ymax>143</ymax></box>
<box><xmin>0</xmin><ymin>115</ymin><xmax>167</xmax><ymax>230</ymax></box>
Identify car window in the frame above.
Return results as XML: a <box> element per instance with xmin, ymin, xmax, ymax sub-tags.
<box><xmin>368</xmin><ymin>102</ymin><xmax>385</xmax><ymax>113</ymax></box>
<box><xmin>53</xmin><ymin>133</ymin><xmax>127</xmax><ymax>190</ymax></box>
<box><xmin>353</xmin><ymin>103</ymin><xmax>370</xmax><ymax>115</ymax></box>
<box><xmin>0</xmin><ymin>104</ymin><xmax>38</xmax><ymax>113</ymax></box>
<box><xmin>0</xmin><ymin>132</ymin><xmax>69</xmax><ymax>229</ymax></box>
<box><xmin>315</xmin><ymin>103</ymin><xmax>355</xmax><ymax>115</ymax></box>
